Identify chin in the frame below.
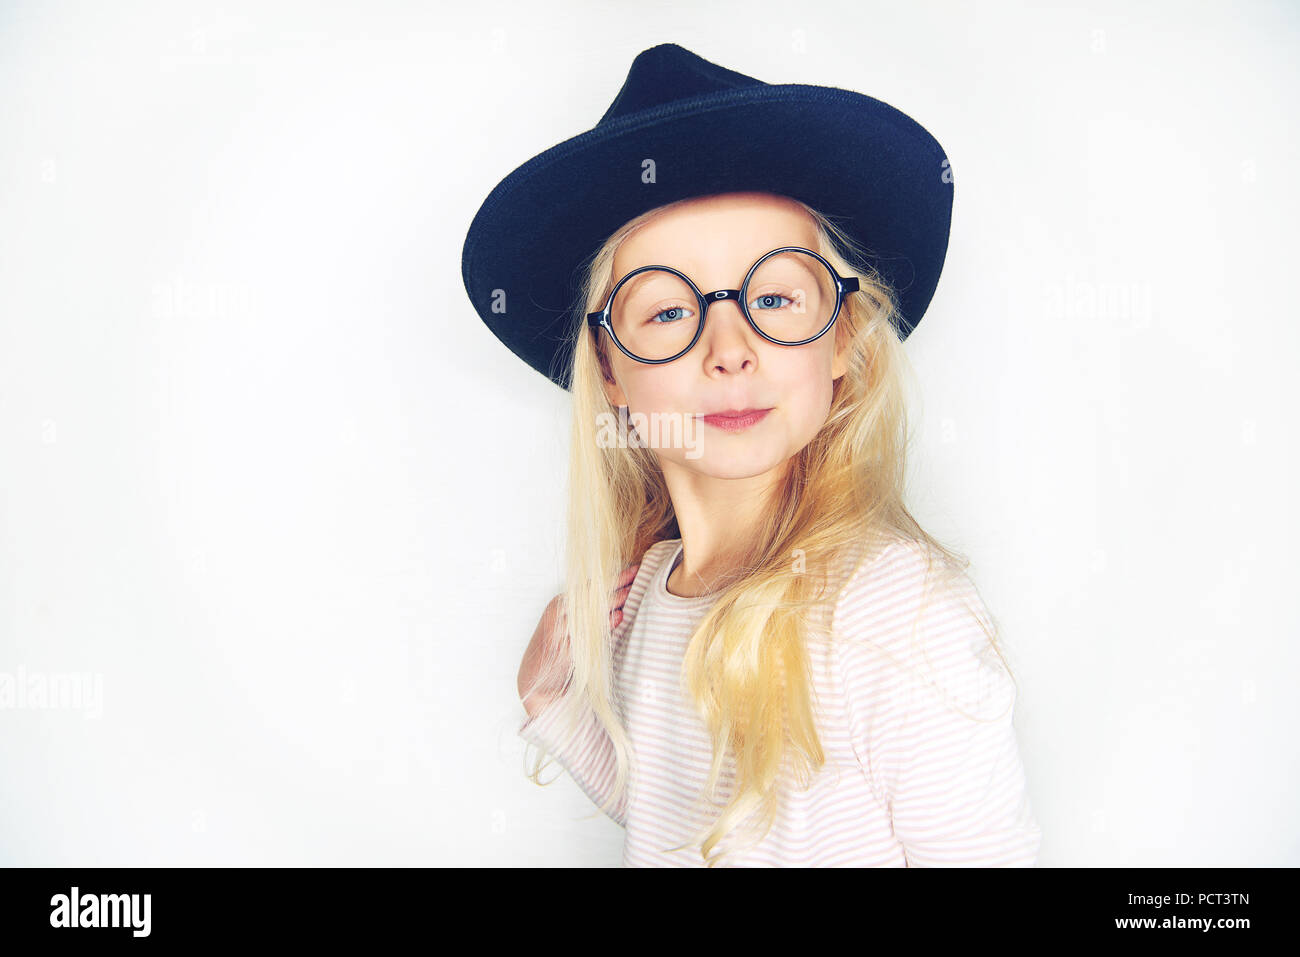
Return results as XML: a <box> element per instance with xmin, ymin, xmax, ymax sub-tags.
<box><xmin>683</xmin><ymin>447</ymin><xmax>785</xmax><ymax>479</ymax></box>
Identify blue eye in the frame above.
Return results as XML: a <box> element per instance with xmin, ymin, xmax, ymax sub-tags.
<box><xmin>750</xmin><ymin>293</ymin><xmax>794</xmax><ymax>311</ymax></box>
<box><xmin>650</xmin><ymin>305</ymin><xmax>693</xmax><ymax>324</ymax></box>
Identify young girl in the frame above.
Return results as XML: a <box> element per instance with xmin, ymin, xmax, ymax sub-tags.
<box><xmin>463</xmin><ymin>44</ymin><xmax>1041</xmax><ymax>867</ymax></box>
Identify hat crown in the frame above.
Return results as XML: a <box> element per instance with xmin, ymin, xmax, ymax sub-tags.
<box><xmin>598</xmin><ymin>43</ymin><xmax>766</xmax><ymax>125</ymax></box>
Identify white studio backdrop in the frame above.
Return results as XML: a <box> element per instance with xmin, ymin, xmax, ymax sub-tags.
<box><xmin>0</xmin><ymin>0</ymin><xmax>1295</xmax><ymax>866</ymax></box>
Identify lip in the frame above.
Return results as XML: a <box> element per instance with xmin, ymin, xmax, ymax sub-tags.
<box><xmin>698</xmin><ymin>408</ymin><xmax>772</xmax><ymax>432</ymax></box>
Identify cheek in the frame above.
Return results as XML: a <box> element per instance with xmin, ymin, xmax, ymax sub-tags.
<box><xmin>621</xmin><ymin>366</ymin><xmax>690</xmax><ymax>413</ymax></box>
<box><xmin>801</xmin><ymin>383</ymin><xmax>835</xmax><ymax>430</ymax></box>
<box><xmin>780</xmin><ymin>353</ymin><xmax>836</xmax><ymax>429</ymax></box>
<box><xmin>789</xmin><ymin>348</ymin><xmax>835</xmax><ymax>397</ymax></box>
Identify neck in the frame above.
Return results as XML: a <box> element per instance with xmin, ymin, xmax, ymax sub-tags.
<box><xmin>660</xmin><ymin>457</ymin><xmax>789</xmax><ymax>598</ymax></box>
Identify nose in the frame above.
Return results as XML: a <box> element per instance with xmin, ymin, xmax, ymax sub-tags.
<box><xmin>700</xmin><ymin>295</ymin><xmax>757</xmax><ymax>373</ymax></box>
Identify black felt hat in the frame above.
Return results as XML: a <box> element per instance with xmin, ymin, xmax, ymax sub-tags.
<box><xmin>460</xmin><ymin>42</ymin><xmax>954</xmax><ymax>391</ymax></box>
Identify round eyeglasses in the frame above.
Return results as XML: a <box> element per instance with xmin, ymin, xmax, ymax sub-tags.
<box><xmin>586</xmin><ymin>246</ymin><xmax>859</xmax><ymax>364</ymax></box>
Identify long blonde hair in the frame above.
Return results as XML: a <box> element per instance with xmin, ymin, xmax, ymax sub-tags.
<box><xmin>521</xmin><ymin>193</ymin><xmax>1014</xmax><ymax>865</ymax></box>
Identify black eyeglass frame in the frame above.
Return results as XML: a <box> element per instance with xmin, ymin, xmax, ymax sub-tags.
<box><xmin>586</xmin><ymin>245</ymin><xmax>860</xmax><ymax>365</ymax></box>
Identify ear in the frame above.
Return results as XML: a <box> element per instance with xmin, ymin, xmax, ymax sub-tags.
<box><xmin>831</xmin><ymin>325</ymin><xmax>850</xmax><ymax>381</ymax></box>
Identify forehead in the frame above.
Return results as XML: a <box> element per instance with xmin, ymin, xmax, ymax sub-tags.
<box><xmin>612</xmin><ymin>192</ymin><xmax>819</xmax><ymax>282</ymax></box>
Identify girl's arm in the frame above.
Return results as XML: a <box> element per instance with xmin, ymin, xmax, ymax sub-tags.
<box><xmin>516</xmin><ymin>563</ymin><xmax>639</xmax><ymax>717</ymax></box>
<box><xmin>839</xmin><ymin>547</ymin><xmax>1042</xmax><ymax>866</ymax></box>
<box><xmin>882</xmin><ymin>576</ymin><xmax>1041</xmax><ymax>867</ymax></box>
<box><xmin>886</xmin><ymin>662</ymin><xmax>1041</xmax><ymax>866</ymax></box>
<box><xmin>516</xmin><ymin>564</ymin><xmax>641</xmax><ymax>827</ymax></box>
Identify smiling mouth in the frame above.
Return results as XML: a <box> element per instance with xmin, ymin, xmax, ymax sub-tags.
<box><xmin>698</xmin><ymin>408</ymin><xmax>772</xmax><ymax>432</ymax></box>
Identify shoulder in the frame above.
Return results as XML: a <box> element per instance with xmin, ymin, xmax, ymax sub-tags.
<box><xmin>833</xmin><ymin>535</ymin><xmax>958</xmax><ymax>632</ymax></box>
<box><xmin>619</xmin><ymin>538</ymin><xmax>680</xmax><ymax>615</ymax></box>
<box><xmin>638</xmin><ymin>539</ymin><xmax>681</xmax><ymax>577</ymax></box>
<box><xmin>610</xmin><ymin>539</ymin><xmax>685</xmax><ymax>649</ymax></box>
<box><xmin>833</xmin><ymin>536</ymin><xmax>1011</xmax><ymax>718</ymax></box>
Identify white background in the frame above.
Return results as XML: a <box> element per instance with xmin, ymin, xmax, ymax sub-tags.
<box><xmin>1</xmin><ymin>0</ymin><xmax>1296</xmax><ymax>866</ymax></box>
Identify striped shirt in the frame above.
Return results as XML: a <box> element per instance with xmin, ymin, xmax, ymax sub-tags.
<box><xmin>518</xmin><ymin>536</ymin><xmax>1042</xmax><ymax>866</ymax></box>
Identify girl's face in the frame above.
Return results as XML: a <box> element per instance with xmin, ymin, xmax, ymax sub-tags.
<box><xmin>599</xmin><ymin>192</ymin><xmax>849</xmax><ymax>481</ymax></box>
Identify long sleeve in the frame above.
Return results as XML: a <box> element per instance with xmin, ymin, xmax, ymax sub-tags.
<box><xmin>519</xmin><ymin>694</ymin><xmax>627</xmax><ymax>827</ymax></box>
<box><xmin>885</xmin><ymin>574</ymin><xmax>1040</xmax><ymax>866</ymax></box>
<box><xmin>838</xmin><ymin>544</ymin><xmax>1041</xmax><ymax>867</ymax></box>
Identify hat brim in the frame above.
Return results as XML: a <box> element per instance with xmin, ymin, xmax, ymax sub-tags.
<box><xmin>461</xmin><ymin>84</ymin><xmax>953</xmax><ymax>390</ymax></box>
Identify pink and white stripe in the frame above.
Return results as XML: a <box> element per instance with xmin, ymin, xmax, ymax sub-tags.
<box><xmin>519</xmin><ymin>537</ymin><xmax>1042</xmax><ymax>867</ymax></box>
